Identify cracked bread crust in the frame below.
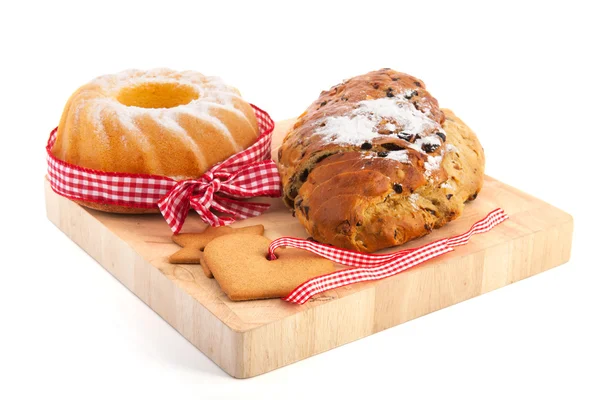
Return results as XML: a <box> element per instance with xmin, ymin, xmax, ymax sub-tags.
<box><xmin>278</xmin><ymin>68</ymin><xmax>445</xmax><ymax>208</ymax></box>
<box><xmin>278</xmin><ymin>69</ymin><xmax>484</xmax><ymax>252</ymax></box>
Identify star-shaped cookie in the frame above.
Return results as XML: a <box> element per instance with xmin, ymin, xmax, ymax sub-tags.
<box><xmin>169</xmin><ymin>225</ymin><xmax>265</xmax><ymax>278</ymax></box>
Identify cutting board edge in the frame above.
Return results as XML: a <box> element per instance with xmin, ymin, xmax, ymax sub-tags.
<box><xmin>44</xmin><ymin>174</ymin><xmax>574</xmax><ymax>379</ymax></box>
<box><xmin>44</xmin><ymin>182</ymin><xmax>249</xmax><ymax>378</ymax></box>
<box><xmin>234</xmin><ymin>214</ymin><xmax>573</xmax><ymax>377</ymax></box>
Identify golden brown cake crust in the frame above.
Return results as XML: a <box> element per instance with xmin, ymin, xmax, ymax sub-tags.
<box><xmin>278</xmin><ymin>69</ymin><xmax>485</xmax><ymax>252</ymax></box>
<box><xmin>52</xmin><ymin>69</ymin><xmax>259</xmax><ymax>214</ymax></box>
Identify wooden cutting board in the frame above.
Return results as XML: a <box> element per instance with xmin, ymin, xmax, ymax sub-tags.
<box><xmin>44</xmin><ymin>119</ymin><xmax>573</xmax><ymax>378</ymax></box>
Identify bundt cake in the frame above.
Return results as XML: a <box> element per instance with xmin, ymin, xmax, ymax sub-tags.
<box><xmin>278</xmin><ymin>69</ymin><xmax>485</xmax><ymax>252</ymax></box>
<box><xmin>52</xmin><ymin>69</ymin><xmax>260</xmax><ymax>213</ymax></box>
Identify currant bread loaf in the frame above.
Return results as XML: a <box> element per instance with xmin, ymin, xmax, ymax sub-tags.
<box><xmin>278</xmin><ymin>69</ymin><xmax>484</xmax><ymax>252</ymax></box>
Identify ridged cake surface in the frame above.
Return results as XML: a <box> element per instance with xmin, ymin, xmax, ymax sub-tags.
<box><xmin>53</xmin><ymin>69</ymin><xmax>259</xmax><ymax>180</ymax></box>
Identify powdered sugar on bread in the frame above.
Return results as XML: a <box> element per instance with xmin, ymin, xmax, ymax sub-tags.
<box><xmin>314</xmin><ymin>89</ymin><xmax>447</xmax><ymax>178</ymax></box>
<box><xmin>315</xmin><ymin>90</ymin><xmax>444</xmax><ymax>149</ymax></box>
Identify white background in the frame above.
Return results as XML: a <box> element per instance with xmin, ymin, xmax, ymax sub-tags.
<box><xmin>1</xmin><ymin>0</ymin><xmax>599</xmax><ymax>399</ymax></box>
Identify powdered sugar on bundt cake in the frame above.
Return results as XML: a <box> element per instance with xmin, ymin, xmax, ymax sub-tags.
<box><xmin>53</xmin><ymin>69</ymin><xmax>259</xmax><ymax>180</ymax></box>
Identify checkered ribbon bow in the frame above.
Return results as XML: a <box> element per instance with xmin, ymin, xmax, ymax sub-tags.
<box><xmin>157</xmin><ymin>153</ymin><xmax>281</xmax><ymax>232</ymax></box>
<box><xmin>47</xmin><ymin>105</ymin><xmax>282</xmax><ymax>233</ymax></box>
<box><xmin>268</xmin><ymin>208</ymin><xmax>508</xmax><ymax>304</ymax></box>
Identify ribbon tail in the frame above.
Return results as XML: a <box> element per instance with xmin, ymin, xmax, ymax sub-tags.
<box><xmin>278</xmin><ymin>208</ymin><xmax>509</xmax><ymax>305</ymax></box>
<box><xmin>284</xmin><ymin>241</ymin><xmax>454</xmax><ymax>305</ymax></box>
<box><xmin>158</xmin><ymin>182</ymin><xmax>196</xmax><ymax>234</ymax></box>
<box><xmin>188</xmin><ymin>185</ymin><xmax>227</xmax><ymax>227</ymax></box>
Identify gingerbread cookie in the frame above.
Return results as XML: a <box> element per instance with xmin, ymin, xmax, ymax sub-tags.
<box><xmin>203</xmin><ymin>234</ymin><xmax>335</xmax><ymax>301</ymax></box>
<box><xmin>198</xmin><ymin>253</ymin><xmax>213</xmax><ymax>279</ymax></box>
<box><xmin>169</xmin><ymin>225</ymin><xmax>265</xmax><ymax>277</ymax></box>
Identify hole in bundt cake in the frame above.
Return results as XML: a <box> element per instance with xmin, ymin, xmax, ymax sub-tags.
<box><xmin>117</xmin><ymin>82</ymin><xmax>199</xmax><ymax>109</ymax></box>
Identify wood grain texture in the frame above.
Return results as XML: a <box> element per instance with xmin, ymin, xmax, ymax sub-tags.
<box><xmin>44</xmin><ymin>119</ymin><xmax>573</xmax><ymax>378</ymax></box>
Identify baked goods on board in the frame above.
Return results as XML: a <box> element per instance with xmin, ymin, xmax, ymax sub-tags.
<box><xmin>51</xmin><ymin>68</ymin><xmax>259</xmax><ymax>213</ymax></box>
<box><xmin>169</xmin><ymin>224</ymin><xmax>265</xmax><ymax>264</ymax></box>
<box><xmin>278</xmin><ymin>69</ymin><xmax>484</xmax><ymax>252</ymax></box>
<box><xmin>203</xmin><ymin>234</ymin><xmax>335</xmax><ymax>301</ymax></box>
<box><xmin>169</xmin><ymin>224</ymin><xmax>265</xmax><ymax>279</ymax></box>
<box><xmin>170</xmin><ymin>225</ymin><xmax>336</xmax><ymax>298</ymax></box>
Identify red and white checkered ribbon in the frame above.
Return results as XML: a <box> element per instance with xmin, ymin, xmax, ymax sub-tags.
<box><xmin>268</xmin><ymin>208</ymin><xmax>508</xmax><ymax>304</ymax></box>
<box><xmin>46</xmin><ymin>105</ymin><xmax>282</xmax><ymax>233</ymax></box>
